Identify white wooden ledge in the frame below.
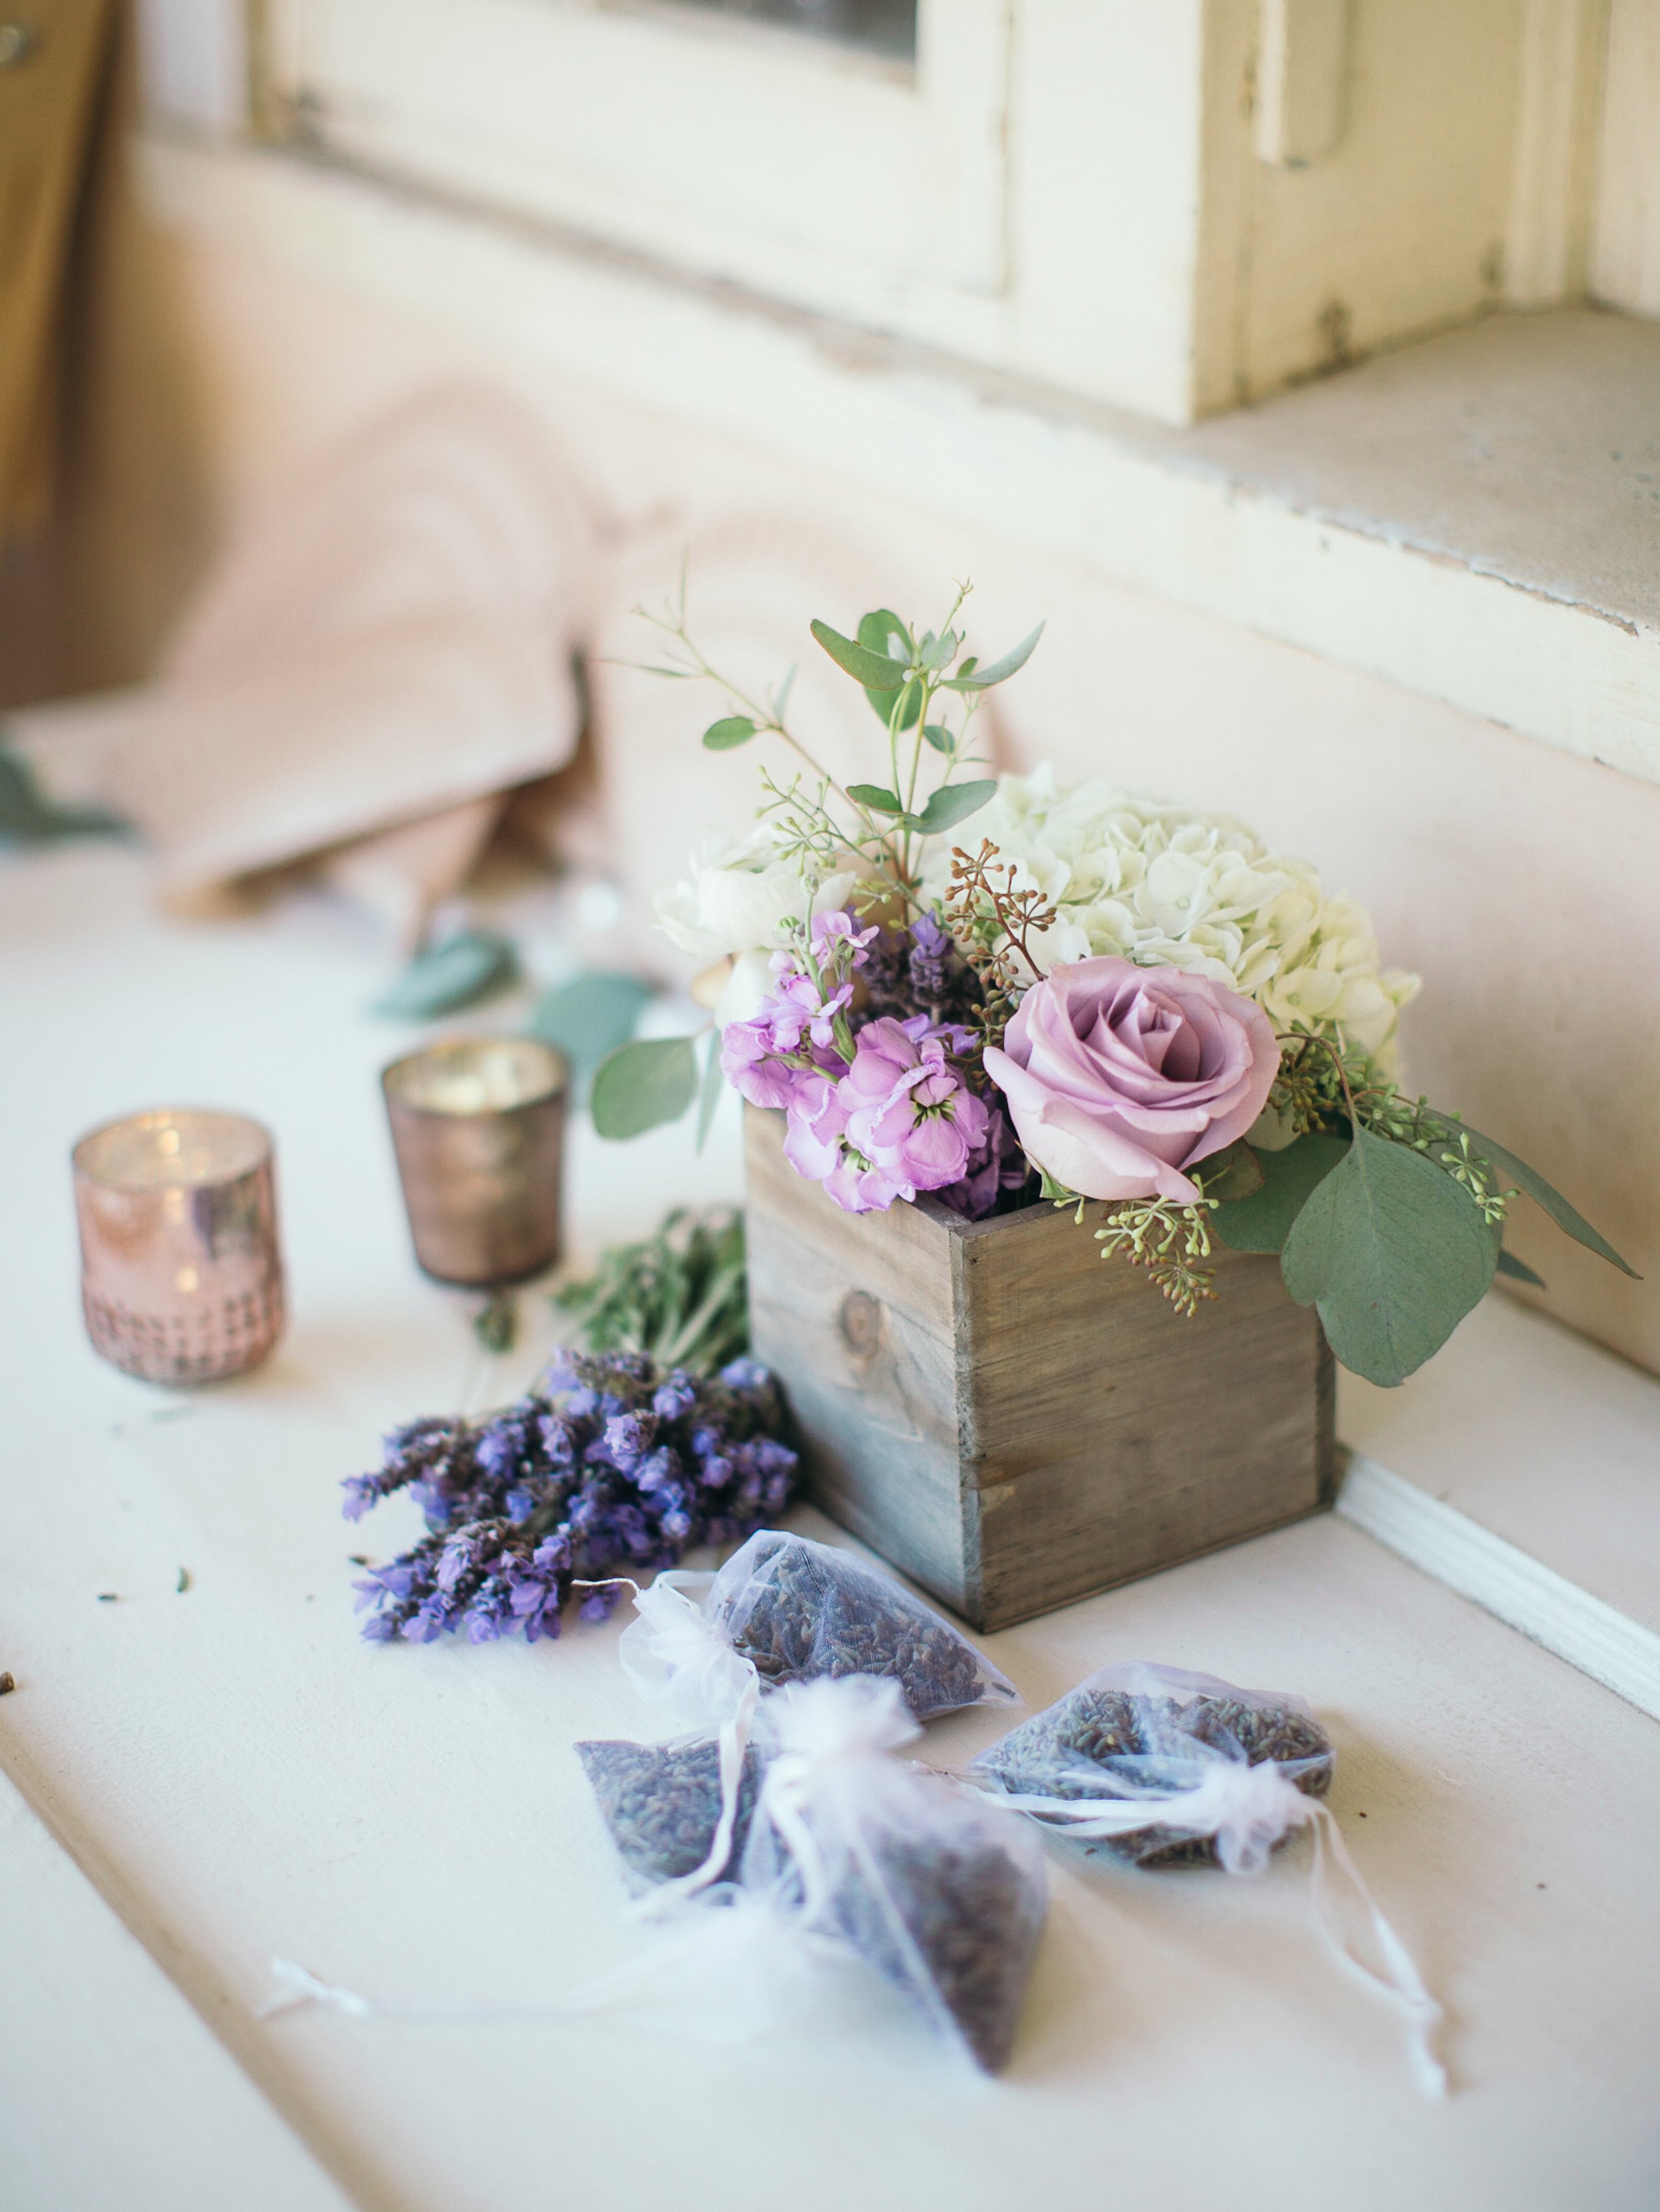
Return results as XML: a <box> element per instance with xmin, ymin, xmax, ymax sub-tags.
<box><xmin>3</xmin><ymin>846</ymin><xmax>1659</xmax><ymax>2211</ymax></box>
<box><xmin>138</xmin><ymin>131</ymin><xmax>1660</xmax><ymax>788</ymax></box>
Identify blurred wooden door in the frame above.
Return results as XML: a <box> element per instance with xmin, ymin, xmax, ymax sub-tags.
<box><xmin>0</xmin><ymin>0</ymin><xmax>116</xmax><ymax>537</ymax></box>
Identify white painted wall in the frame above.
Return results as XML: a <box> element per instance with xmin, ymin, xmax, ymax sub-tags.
<box><xmin>1592</xmin><ymin>0</ymin><xmax>1660</xmax><ymax>316</ymax></box>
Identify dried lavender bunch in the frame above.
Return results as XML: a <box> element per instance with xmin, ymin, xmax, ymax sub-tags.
<box><xmin>343</xmin><ymin>1350</ymin><xmax>798</xmax><ymax>1645</ymax></box>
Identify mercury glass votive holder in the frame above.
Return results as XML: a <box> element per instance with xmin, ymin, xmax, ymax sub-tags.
<box><xmin>381</xmin><ymin>1036</ymin><xmax>568</xmax><ymax>1288</ymax></box>
<box><xmin>72</xmin><ymin>1109</ymin><xmax>286</xmax><ymax>1384</ymax></box>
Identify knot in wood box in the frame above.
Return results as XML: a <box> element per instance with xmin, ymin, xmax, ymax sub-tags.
<box><xmin>744</xmin><ymin>1109</ymin><xmax>1336</xmax><ymax>1632</ymax></box>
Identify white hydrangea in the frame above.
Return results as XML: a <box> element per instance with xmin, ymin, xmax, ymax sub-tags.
<box><xmin>655</xmin><ymin>824</ymin><xmax>859</xmax><ymax>1027</ymax></box>
<box><xmin>919</xmin><ymin>767</ymin><xmax>1418</xmax><ymax>1062</ymax></box>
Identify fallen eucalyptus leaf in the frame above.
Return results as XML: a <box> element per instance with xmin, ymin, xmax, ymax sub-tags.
<box><xmin>371</xmin><ymin>930</ymin><xmax>519</xmax><ymax>1020</ymax></box>
<box><xmin>0</xmin><ymin>746</ymin><xmax>128</xmax><ymax>846</ymax></box>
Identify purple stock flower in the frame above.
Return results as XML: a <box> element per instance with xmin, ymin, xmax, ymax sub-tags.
<box><xmin>719</xmin><ymin>911</ymin><xmax>884</xmax><ymax>1113</ymax></box>
<box><xmin>845</xmin><ymin>1019</ymin><xmax>987</xmax><ymax>1187</ymax></box>
<box><xmin>810</xmin><ymin>911</ymin><xmax>878</xmax><ymax>965</ymax></box>
<box><xmin>779</xmin><ymin>1016</ymin><xmax>991</xmax><ymax>1216</ymax></box>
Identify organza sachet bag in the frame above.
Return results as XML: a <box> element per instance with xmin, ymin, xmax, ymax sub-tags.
<box><xmin>971</xmin><ymin>1661</ymin><xmax>1448</xmax><ymax>2095</ymax></box>
<box><xmin>703</xmin><ymin>1530</ymin><xmax>1019</xmax><ymax>1719</ymax></box>
<box><xmin>735</xmin><ymin>1674</ymin><xmax>1048</xmax><ymax>2072</ymax></box>
<box><xmin>578</xmin><ymin>1530</ymin><xmax>1017</xmax><ymax>1907</ymax></box>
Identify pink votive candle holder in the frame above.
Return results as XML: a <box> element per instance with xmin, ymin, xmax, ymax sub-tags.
<box><xmin>72</xmin><ymin>1109</ymin><xmax>286</xmax><ymax>1384</ymax></box>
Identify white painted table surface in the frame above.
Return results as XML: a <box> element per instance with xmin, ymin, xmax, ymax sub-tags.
<box><xmin>3</xmin><ymin>846</ymin><xmax>1659</xmax><ymax>2212</ymax></box>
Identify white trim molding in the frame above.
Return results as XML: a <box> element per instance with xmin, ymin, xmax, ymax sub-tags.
<box><xmin>1337</xmin><ymin>1453</ymin><xmax>1660</xmax><ymax>1722</ymax></box>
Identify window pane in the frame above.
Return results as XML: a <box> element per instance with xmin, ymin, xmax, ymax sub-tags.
<box><xmin>670</xmin><ymin>0</ymin><xmax>916</xmax><ymax>61</ymax></box>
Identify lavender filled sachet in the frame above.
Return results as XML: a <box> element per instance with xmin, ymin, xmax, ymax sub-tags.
<box><xmin>970</xmin><ymin>1661</ymin><xmax>1448</xmax><ymax>2096</ymax></box>
<box><xmin>575</xmin><ymin>1737</ymin><xmax>766</xmax><ymax>1893</ymax></box>
<box><xmin>578</xmin><ymin>1531</ymin><xmax>1016</xmax><ymax>1907</ymax></box>
<box><xmin>973</xmin><ymin>1661</ymin><xmax>1334</xmax><ymax>1867</ymax></box>
<box><xmin>734</xmin><ymin>1676</ymin><xmax>1048</xmax><ymax>2072</ymax></box>
<box><xmin>701</xmin><ymin>1530</ymin><xmax>1018</xmax><ymax>1721</ymax></box>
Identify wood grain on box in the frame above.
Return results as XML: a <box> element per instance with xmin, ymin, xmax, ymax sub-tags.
<box><xmin>745</xmin><ymin>1107</ymin><xmax>1336</xmax><ymax>1630</ymax></box>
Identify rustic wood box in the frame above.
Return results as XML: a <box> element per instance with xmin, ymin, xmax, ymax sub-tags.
<box><xmin>744</xmin><ymin>1108</ymin><xmax>1336</xmax><ymax>1632</ymax></box>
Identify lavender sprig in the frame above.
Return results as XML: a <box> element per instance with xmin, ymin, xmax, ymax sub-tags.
<box><xmin>345</xmin><ymin>1350</ymin><xmax>798</xmax><ymax>1646</ymax></box>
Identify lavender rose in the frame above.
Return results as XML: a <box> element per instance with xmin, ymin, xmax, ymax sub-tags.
<box><xmin>983</xmin><ymin>957</ymin><xmax>1278</xmax><ymax>1204</ymax></box>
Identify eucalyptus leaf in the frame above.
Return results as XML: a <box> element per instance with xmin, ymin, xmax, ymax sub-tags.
<box><xmin>371</xmin><ymin>929</ymin><xmax>519</xmax><ymax>1020</ymax></box>
<box><xmin>847</xmin><ymin>781</ymin><xmax>906</xmax><ymax>815</ymax></box>
<box><xmin>1212</xmin><ymin>1131</ymin><xmax>1348</xmax><ymax>1253</ymax></box>
<box><xmin>906</xmin><ymin>779</ymin><xmax>997</xmax><ymax>836</ymax></box>
<box><xmin>702</xmin><ymin>716</ymin><xmax>757</xmax><ymax>750</ymax></box>
<box><xmin>695</xmin><ymin>1026</ymin><xmax>726</xmax><ymax>1154</ymax></box>
<box><xmin>922</xmin><ymin>723</ymin><xmax>954</xmax><ymax>755</ymax></box>
<box><xmin>1495</xmin><ymin>1246</ymin><xmax>1546</xmax><ymax>1289</ymax></box>
<box><xmin>940</xmin><ymin>623</ymin><xmax>1044</xmax><ymax>692</ymax></box>
<box><xmin>590</xmin><ymin>1036</ymin><xmax>699</xmax><ymax>1141</ymax></box>
<box><xmin>1451</xmin><ymin>1120</ymin><xmax>1637</xmax><ymax>1278</ymax></box>
<box><xmin>811</xmin><ymin>617</ymin><xmax>907</xmax><ymax>690</ymax></box>
<box><xmin>855</xmin><ymin>611</ymin><xmax>916</xmax><ymax>723</ymax></box>
<box><xmin>1196</xmin><ymin>1140</ymin><xmax>1264</xmax><ymax>1203</ymax></box>
<box><xmin>1282</xmin><ymin>1127</ymin><xmax>1497</xmax><ymax>1387</ymax></box>
<box><xmin>527</xmin><ymin>969</ymin><xmax>650</xmax><ymax>1088</ymax></box>
<box><xmin>0</xmin><ymin>746</ymin><xmax>128</xmax><ymax>846</ymax></box>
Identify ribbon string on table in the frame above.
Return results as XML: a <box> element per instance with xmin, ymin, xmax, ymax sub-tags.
<box><xmin>980</xmin><ymin>1759</ymin><xmax>1447</xmax><ymax>2098</ymax></box>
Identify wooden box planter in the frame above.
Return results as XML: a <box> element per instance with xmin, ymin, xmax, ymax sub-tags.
<box><xmin>744</xmin><ymin>1109</ymin><xmax>1336</xmax><ymax>1632</ymax></box>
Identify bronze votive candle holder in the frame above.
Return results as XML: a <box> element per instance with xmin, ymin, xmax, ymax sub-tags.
<box><xmin>72</xmin><ymin>1109</ymin><xmax>286</xmax><ymax>1384</ymax></box>
<box><xmin>382</xmin><ymin>1036</ymin><xmax>568</xmax><ymax>1287</ymax></box>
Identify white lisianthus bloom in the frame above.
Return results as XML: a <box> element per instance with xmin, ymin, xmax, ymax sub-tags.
<box><xmin>655</xmin><ymin>824</ymin><xmax>860</xmax><ymax>1023</ymax></box>
<box><xmin>920</xmin><ymin>769</ymin><xmax>1418</xmax><ymax>1064</ymax></box>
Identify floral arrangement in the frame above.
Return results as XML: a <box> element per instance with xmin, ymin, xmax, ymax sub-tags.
<box><xmin>596</xmin><ymin>584</ymin><xmax>1632</xmax><ymax>1387</ymax></box>
<box><xmin>345</xmin><ymin>1347</ymin><xmax>797</xmax><ymax>1644</ymax></box>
